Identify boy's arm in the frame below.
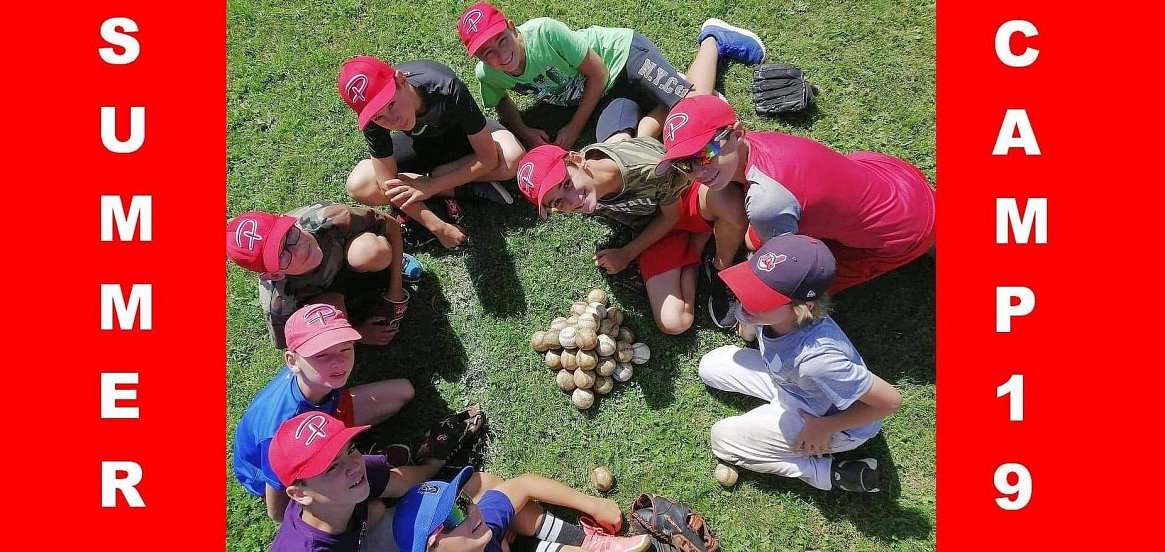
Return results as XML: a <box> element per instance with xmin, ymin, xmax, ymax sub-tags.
<box><xmin>497</xmin><ymin>94</ymin><xmax>549</xmax><ymax>147</ymax></box>
<box><xmin>380</xmin><ymin>459</ymin><xmax>446</xmax><ymax>498</ymax></box>
<box><xmin>419</xmin><ymin>127</ymin><xmax>501</xmax><ymax>197</ymax></box>
<box><xmin>496</xmin><ymin>474</ymin><xmax>624</xmax><ymax>533</ymax></box>
<box><xmin>554</xmin><ymin>50</ymin><xmax>607</xmax><ymax>148</ymax></box>
<box><xmin>595</xmin><ymin>200</ymin><xmax>681</xmax><ymax>274</ymax></box>
<box><xmin>264</xmin><ymin>483</ymin><xmax>291</xmax><ymax>522</ymax></box>
<box><xmin>705</xmin><ymin>184</ymin><xmax>748</xmax><ymax>270</ymax></box>
<box><xmin>794</xmin><ymin>375</ymin><xmax>903</xmax><ymax>456</ymax></box>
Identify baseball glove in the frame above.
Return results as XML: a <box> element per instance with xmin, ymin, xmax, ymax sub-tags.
<box><xmin>752</xmin><ymin>63</ymin><xmax>819</xmax><ymax>115</ymax></box>
<box><xmin>416</xmin><ymin>404</ymin><xmax>487</xmax><ymax>463</ymax></box>
<box><xmin>346</xmin><ymin>290</ymin><xmax>409</xmax><ymax>329</ymax></box>
<box><xmin>629</xmin><ymin>493</ymin><xmax>719</xmax><ymax>552</ymax></box>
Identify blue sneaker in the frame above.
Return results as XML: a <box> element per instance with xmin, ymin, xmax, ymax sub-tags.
<box><xmin>698</xmin><ymin>18</ymin><xmax>766</xmax><ymax>66</ymax></box>
<box><xmin>402</xmin><ymin>253</ymin><xmax>424</xmax><ymax>284</ymax></box>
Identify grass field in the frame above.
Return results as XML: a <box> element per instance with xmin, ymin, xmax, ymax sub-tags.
<box><xmin>227</xmin><ymin>0</ymin><xmax>936</xmax><ymax>550</ymax></box>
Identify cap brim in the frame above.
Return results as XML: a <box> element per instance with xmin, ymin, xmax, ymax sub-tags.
<box><xmin>294</xmin><ymin>326</ymin><xmax>363</xmax><ymax>357</ymax></box>
<box><xmin>404</xmin><ymin>466</ymin><xmax>476</xmax><ymax>552</ymax></box>
<box><xmin>356</xmin><ymin>83</ymin><xmax>398</xmax><ymax>131</ymax></box>
<box><xmin>465</xmin><ymin>21</ymin><xmax>509</xmax><ymax>56</ymax></box>
<box><xmin>261</xmin><ymin>216</ymin><xmax>300</xmax><ymax>274</ymax></box>
<box><xmin>285</xmin><ymin>424</ymin><xmax>370</xmax><ymax>485</ymax></box>
<box><xmin>719</xmin><ymin>261</ymin><xmax>793</xmax><ymax>314</ymax></box>
<box><xmin>655</xmin><ymin>129</ymin><xmax>718</xmax><ymax>175</ymax></box>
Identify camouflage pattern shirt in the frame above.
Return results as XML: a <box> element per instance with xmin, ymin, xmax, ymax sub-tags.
<box><xmin>581</xmin><ymin>137</ymin><xmax>690</xmax><ymax>230</ymax></box>
<box><xmin>258</xmin><ymin>202</ymin><xmax>396</xmax><ymax>348</ymax></box>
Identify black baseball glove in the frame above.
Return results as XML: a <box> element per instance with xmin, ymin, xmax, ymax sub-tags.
<box><xmin>753</xmin><ymin>63</ymin><xmax>819</xmax><ymax>115</ymax></box>
<box><xmin>416</xmin><ymin>404</ymin><xmax>487</xmax><ymax>463</ymax></box>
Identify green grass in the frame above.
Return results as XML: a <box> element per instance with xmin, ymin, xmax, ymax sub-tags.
<box><xmin>227</xmin><ymin>1</ymin><xmax>935</xmax><ymax>550</ymax></box>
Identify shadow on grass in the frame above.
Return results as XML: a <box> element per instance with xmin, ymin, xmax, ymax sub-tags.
<box><xmin>460</xmin><ymin>203</ymin><xmax>539</xmax><ymax>318</ymax></box>
<box><xmin>741</xmin><ymin>434</ymin><xmax>932</xmax><ymax>542</ymax></box>
<box><xmin>349</xmin><ymin>271</ymin><xmax>474</xmax><ymax>455</ymax></box>
<box><xmin>830</xmin><ymin>254</ymin><xmax>935</xmax><ymax>385</ymax></box>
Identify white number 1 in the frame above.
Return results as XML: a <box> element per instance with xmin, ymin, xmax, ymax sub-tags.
<box><xmin>997</xmin><ymin>374</ymin><xmax>1024</xmax><ymax>421</ymax></box>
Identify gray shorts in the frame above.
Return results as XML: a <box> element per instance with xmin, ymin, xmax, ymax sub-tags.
<box><xmin>596</xmin><ymin>32</ymin><xmax>693</xmax><ymax>141</ymax></box>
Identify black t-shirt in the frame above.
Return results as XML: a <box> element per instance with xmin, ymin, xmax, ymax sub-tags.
<box><xmin>363</xmin><ymin>60</ymin><xmax>488</xmax><ymax>159</ymax></box>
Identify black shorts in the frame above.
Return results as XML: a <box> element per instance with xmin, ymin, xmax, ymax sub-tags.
<box><xmin>595</xmin><ymin>32</ymin><xmax>693</xmax><ymax>141</ymax></box>
<box><xmin>392</xmin><ymin>118</ymin><xmax>506</xmax><ymax>174</ymax></box>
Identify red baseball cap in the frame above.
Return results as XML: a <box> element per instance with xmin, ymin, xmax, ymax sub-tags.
<box><xmin>267</xmin><ymin>411</ymin><xmax>370</xmax><ymax>487</ymax></box>
<box><xmin>655</xmin><ymin>95</ymin><xmax>738</xmax><ymax>175</ymax></box>
<box><xmin>719</xmin><ymin>234</ymin><xmax>836</xmax><ymax>314</ymax></box>
<box><xmin>515</xmin><ymin>145</ymin><xmax>570</xmax><ymax>219</ymax></box>
<box><xmin>458</xmin><ymin>3</ymin><xmax>509</xmax><ymax>56</ymax></box>
<box><xmin>338</xmin><ymin>56</ymin><xmax>398</xmax><ymax>131</ymax></box>
<box><xmin>284</xmin><ymin>303</ymin><xmax>363</xmax><ymax>356</ymax></box>
<box><xmin>226</xmin><ymin>211</ymin><xmax>298</xmax><ymax>274</ymax></box>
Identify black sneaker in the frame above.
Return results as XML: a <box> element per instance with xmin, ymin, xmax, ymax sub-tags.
<box><xmin>705</xmin><ymin>258</ymin><xmax>740</xmax><ymax>329</ymax></box>
<box><xmin>606</xmin><ymin>264</ymin><xmax>646</xmax><ymax>293</ymax></box>
<box><xmin>831</xmin><ymin>458</ymin><xmax>882</xmax><ymax>493</ymax></box>
<box><xmin>470</xmin><ymin>181</ymin><xmax>514</xmax><ymax>205</ymax></box>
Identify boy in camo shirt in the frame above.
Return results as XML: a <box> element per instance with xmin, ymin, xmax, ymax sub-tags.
<box><xmin>515</xmin><ymin>137</ymin><xmax>746</xmax><ymax>335</ymax></box>
<box><xmin>226</xmin><ymin>201</ymin><xmax>420</xmax><ymax>348</ymax></box>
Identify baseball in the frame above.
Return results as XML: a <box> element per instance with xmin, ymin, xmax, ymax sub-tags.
<box><xmin>571</xmin><ymin>388</ymin><xmax>595</xmax><ymax>409</ymax></box>
<box><xmin>631</xmin><ymin>342</ymin><xmax>651</xmax><ymax>364</ymax></box>
<box><xmin>589</xmin><ymin>466</ymin><xmax>615</xmax><ymax>492</ymax></box>
<box><xmin>559</xmin><ymin>326</ymin><xmax>578</xmax><ymax>349</ymax></box>
<box><xmin>550</xmin><ymin>317</ymin><xmax>569</xmax><ymax>331</ymax></box>
<box><xmin>607</xmin><ymin>307</ymin><xmax>624</xmax><ymax>326</ymax></box>
<box><xmin>596</xmin><ymin>357</ymin><xmax>617</xmax><ymax>376</ymax></box>
<box><xmin>570</xmin><ymin>301</ymin><xmax>589</xmax><ymax>316</ymax></box>
<box><xmin>613</xmin><ymin>363</ymin><xmax>634</xmax><ymax>382</ymax></box>
<box><xmin>616</xmin><ymin>342</ymin><xmax>634</xmax><ymax>363</ymax></box>
<box><xmin>603</xmin><ymin>323</ymin><xmax>620</xmax><ymax>339</ymax></box>
<box><xmin>556</xmin><ymin>369</ymin><xmax>577</xmax><ymax>392</ymax></box>
<box><xmin>531</xmin><ymin>330</ymin><xmax>549</xmax><ymax>352</ymax></box>
<box><xmin>575</xmin><ymin>328</ymin><xmax>598</xmax><ymax>351</ymax></box>
<box><xmin>586</xmin><ymin>302</ymin><xmax>607</xmax><ymax>320</ymax></box>
<box><xmin>573</xmin><ymin>368</ymin><xmax>596</xmax><ymax>389</ymax></box>
<box><xmin>597</xmin><ymin>334</ymin><xmax>616</xmax><ymax>357</ymax></box>
<box><xmin>714</xmin><ymin>463</ymin><xmax>739</xmax><ymax>487</ymax></box>
<box><xmin>566</xmin><ymin>315</ymin><xmax>579</xmax><ymax>327</ymax></box>
<box><xmin>598</xmin><ymin>319</ymin><xmax>613</xmax><ymax>336</ymax></box>
<box><xmin>586</xmin><ymin>289</ymin><xmax>609</xmax><ymax>306</ymax></box>
<box><xmin>545</xmin><ymin>350</ymin><xmax>562</xmax><ymax>370</ymax></box>
<box><xmin>618</xmin><ymin>327</ymin><xmax>634</xmax><ymax>343</ymax></box>
<box><xmin>593</xmin><ymin>375</ymin><xmax>614</xmax><ymax>395</ymax></box>
<box><xmin>575</xmin><ymin>349</ymin><xmax>598</xmax><ymax>371</ymax></box>
<box><xmin>560</xmin><ymin>349</ymin><xmax>578</xmax><ymax>370</ymax></box>
<box><xmin>576</xmin><ymin>312</ymin><xmax>599</xmax><ymax>330</ymax></box>
<box><xmin>542</xmin><ymin>330</ymin><xmax>562</xmax><ymax>350</ymax></box>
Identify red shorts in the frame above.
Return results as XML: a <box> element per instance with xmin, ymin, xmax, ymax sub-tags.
<box><xmin>638</xmin><ymin>184</ymin><xmax>713</xmax><ymax>282</ymax></box>
<box><xmin>333</xmin><ymin>389</ymin><xmax>356</xmax><ymax>426</ymax></box>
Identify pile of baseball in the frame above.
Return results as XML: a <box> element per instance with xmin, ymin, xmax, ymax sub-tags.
<box><xmin>529</xmin><ymin>289</ymin><xmax>651</xmax><ymax>410</ymax></box>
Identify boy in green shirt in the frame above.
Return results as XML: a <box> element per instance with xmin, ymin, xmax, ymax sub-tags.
<box><xmin>457</xmin><ymin>3</ymin><xmax>765</xmax><ymax>148</ymax></box>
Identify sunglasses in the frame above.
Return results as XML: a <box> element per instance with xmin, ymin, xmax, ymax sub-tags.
<box><xmin>441</xmin><ymin>491</ymin><xmax>474</xmax><ymax>533</ymax></box>
<box><xmin>671</xmin><ymin>127</ymin><xmax>733</xmax><ymax>174</ymax></box>
<box><xmin>277</xmin><ymin>227</ymin><xmax>302</xmax><ymax>270</ymax></box>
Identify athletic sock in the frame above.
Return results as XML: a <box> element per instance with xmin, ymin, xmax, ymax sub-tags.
<box><xmin>534</xmin><ymin>512</ymin><xmax>585</xmax><ymax>545</ymax></box>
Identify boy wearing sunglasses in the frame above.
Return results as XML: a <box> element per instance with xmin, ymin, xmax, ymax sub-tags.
<box><xmin>267</xmin><ymin>411</ymin><xmax>469</xmax><ymax>551</ymax></box>
<box><xmin>656</xmin><ymin>95</ymin><xmax>937</xmax><ymax>327</ymax></box>
<box><xmin>515</xmin><ymin>137</ymin><xmax>747</xmax><ymax>335</ymax></box>
<box><xmin>394</xmin><ymin>466</ymin><xmax>650</xmax><ymax>552</ymax></box>
<box><xmin>227</xmin><ymin>202</ymin><xmax>422</xmax><ymax>348</ymax></box>
<box><xmin>235</xmin><ymin>304</ymin><xmax>417</xmax><ymax>522</ymax></box>
<box><xmin>457</xmin><ymin>2</ymin><xmax>764</xmax><ymax>148</ymax></box>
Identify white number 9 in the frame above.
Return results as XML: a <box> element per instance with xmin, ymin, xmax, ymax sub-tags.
<box><xmin>994</xmin><ymin>463</ymin><xmax>1031</xmax><ymax>510</ymax></box>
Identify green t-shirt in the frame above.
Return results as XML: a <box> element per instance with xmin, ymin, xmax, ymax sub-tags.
<box><xmin>476</xmin><ymin>18</ymin><xmax>633</xmax><ymax>108</ymax></box>
<box><xmin>581</xmin><ymin>137</ymin><xmax>691</xmax><ymax>230</ymax></box>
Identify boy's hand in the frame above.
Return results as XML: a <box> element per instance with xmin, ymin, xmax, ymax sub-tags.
<box><xmin>793</xmin><ymin>411</ymin><xmax>834</xmax><ymax>457</ymax></box>
<box><xmin>383</xmin><ymin>173</ymin><xmax>435</xmax><ymax>209</ymax></box>
<box><xmin>594</xmin><ymin>248</ymin><xmax>633</xmax><ymax>274</ymax></box>
<box><xmin>552</xmin><ymin>122</ymin><xmax>583</xmax><ymax>149</ymax></box>
<box><xmin>518</xmin><ymin>126</ymin><xmax>551</xmax><ymax>147</ymax></box>
<box><xmin>590</xmin><ymin>497</ymin><xmax>625</xmax><ymax>534</ymax></box>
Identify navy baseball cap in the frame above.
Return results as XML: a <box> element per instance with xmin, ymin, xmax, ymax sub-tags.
<box><xmin>393</xmin><ymin>466</ymin><xmax>476</xmax><ymax>552</ymax></box>
<box><xmin>719</xmin><ymin>234</ymin><xmax>836</xmax><ymax>313</ymax></box>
